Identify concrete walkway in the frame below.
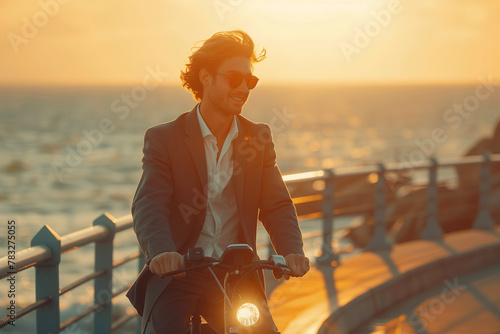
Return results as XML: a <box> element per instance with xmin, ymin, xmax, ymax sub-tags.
<box><xmin>357</xmin><ymin>264</ymin><xmax>500</xmax><ymax>334</ymax></box>
<box><xmin>268</xmin><ymin>226</ymin><xmax>500</xmax><ymax>334</ymax></box>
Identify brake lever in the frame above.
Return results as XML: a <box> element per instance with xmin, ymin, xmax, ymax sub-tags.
<box><xmin>269</xmin><ymin>254</ymin><xmax>291</xmax><ymax>279</ymax></box>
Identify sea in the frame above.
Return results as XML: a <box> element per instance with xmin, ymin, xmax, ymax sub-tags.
<box><xmin>0</xmin><ymin>83</ymin><xmax>499</xmax><ymax>332</ymax></box>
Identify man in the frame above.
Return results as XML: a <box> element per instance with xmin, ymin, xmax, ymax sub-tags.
<box><xmin>126</xmin><ymin>30</ymin><xmax>309</xmax><ymax>334</ymax></box>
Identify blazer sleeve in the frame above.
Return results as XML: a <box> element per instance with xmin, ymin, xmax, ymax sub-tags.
<box><xmin>258</xmin><ymin>125</ymin><xmax>304</xmax><ymax>257</ymax></box>
<box><xmin>132</xmin><ymin>127</ymin><xmax>177</xmax><ymax>264</ymax></box>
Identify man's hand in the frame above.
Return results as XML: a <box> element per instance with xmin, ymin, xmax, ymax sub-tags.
<box><xmin>149</xmin><ymin>251</ymin><xmax>185</xmax><ymax>278</ymax></box>
<box><xmin>284</xmin><ymin>254</ymin><xmax>310</xmax><ymax>279</ymax></box>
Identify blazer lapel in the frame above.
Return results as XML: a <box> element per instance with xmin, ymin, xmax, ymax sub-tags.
<box><xmin>183</xmin><ymin>105</ymin><xmax>208</xmax><ymax>189</ymax></box>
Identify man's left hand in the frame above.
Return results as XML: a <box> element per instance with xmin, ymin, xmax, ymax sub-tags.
<box><xmin>284</xmin><ymin>254</ymin><xmax>310</xmax><ymax>279</ymax></box>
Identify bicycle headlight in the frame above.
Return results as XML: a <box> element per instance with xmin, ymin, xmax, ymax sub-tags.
<box><xmin>236</xmin><ymin>303</ymin><xmax>260</xmax><ymax>326</ymax></box>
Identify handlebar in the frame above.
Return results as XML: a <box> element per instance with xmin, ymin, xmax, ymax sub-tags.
<box><xmin>157</xmin><ymin>248</ymin><xmax>297</xmax><ymax>312</ymax></box>
<box><xmin>159</xmin><ymin>255</ymin><xmax>294</xmax><ymax>280</ymax></box>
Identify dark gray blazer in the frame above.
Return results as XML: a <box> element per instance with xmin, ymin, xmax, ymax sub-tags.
<box><xmin>126</xmin><ymin>105</ymin><xmax>303</xmax><ymax>333</ymax></box>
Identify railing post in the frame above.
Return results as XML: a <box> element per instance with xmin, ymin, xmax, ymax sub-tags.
<box><xmin>316</xmin><ymin>169</ymin><xmax>338</xmax><ymax>265</ymax></box>
<box><xmin>31</xmin><ymin>225</ymin><xmax>61</xmax><ymax>334</ymax></box>
<box><xmin>474</xmin><ymin>152</ymin><xmax>494</xmax><ymax>229</ymax></box>
<box><xmin>93</xmin><ymin>213</ymin><xmax>117</xmax><ymax>333</ymax></box>
<box><xmin>420</xmin><ymin>157</ymin><xmax>443</xmax><ymax>239</ymax></box>
<box><xmin>367</xmin><ymin>163</ymin><xmax>392</xmax><ymax>250</ymax></box>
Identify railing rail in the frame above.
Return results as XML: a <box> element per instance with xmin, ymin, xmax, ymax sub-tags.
<box><xmin>1</xmin><ymin>153</ymin><xmax>499</xmax><ymax>333</ymax></box>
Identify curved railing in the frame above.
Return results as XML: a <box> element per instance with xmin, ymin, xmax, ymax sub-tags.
<box><xmin>1</xmin><ymin>153</ymin><xmax>499</xmax><ymax>333</ymax></box>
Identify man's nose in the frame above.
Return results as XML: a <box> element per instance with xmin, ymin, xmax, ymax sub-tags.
<box><xmin>236</xmin><ymin>79</ymin><xmax>250</xmax><ymax>92</ymax></box>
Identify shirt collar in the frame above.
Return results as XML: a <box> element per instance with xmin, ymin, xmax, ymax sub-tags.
<box><xmin>196</xmin><ymin>103</ymin><xmax>239</xmax><ymax>141</ymax></box>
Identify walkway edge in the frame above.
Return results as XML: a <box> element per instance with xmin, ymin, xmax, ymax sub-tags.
<box><xmin>316</xmin><ymin>231</ymin><xmax>500</xmax><ymax>334</ymax></box>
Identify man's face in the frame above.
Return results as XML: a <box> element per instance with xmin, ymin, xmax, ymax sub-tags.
<box><xmin>204</xmin><ymin>57</ymin><xmax>253</xmax><ymax>116</ymax></box>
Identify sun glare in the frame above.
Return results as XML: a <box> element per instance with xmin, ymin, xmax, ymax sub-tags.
<box><xmin>1</xmin><ymin>0</ymin><xmax>499</xmax><ymax>85</ymax></box>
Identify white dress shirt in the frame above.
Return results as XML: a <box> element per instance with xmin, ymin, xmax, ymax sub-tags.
<box><xmin>195</xmin><ymin>104</ymin><xmax>240</xmax><ymax>258</ymax></box>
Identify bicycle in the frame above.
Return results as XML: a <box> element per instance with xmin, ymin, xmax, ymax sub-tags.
<box><xmin>161</xmin><ymin>244</ymin><xmax>295</xmax><ymax>334</ymax></box>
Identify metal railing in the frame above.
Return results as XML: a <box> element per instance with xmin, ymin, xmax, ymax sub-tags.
<box><xmin>1</xmin><ymin>153</ymin><xmax>499</xmax><ymax>333</ymax></box>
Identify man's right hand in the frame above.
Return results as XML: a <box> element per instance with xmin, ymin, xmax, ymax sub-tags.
<box><xmin>149</xmin><ymin>251</ymin><xmax>185</xmax><ymax>278</ymax></box>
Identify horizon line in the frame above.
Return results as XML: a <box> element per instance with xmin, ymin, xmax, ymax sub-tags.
<box><xmin>0</xmin><ymin>79</ymin><xmax>493</xmax><ymax>88</ymax></box>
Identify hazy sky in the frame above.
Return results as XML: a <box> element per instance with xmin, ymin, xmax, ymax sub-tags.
<box><xmin>1</xmin><ymin>0</ymin><xmax>499</xmax><ymax>85</ymax></box>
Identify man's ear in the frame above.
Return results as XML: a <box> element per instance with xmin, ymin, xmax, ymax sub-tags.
<box><xmin>199</xmin><ymin>68</ymin><xmax>211</xmax><ymax>88</ymax></box>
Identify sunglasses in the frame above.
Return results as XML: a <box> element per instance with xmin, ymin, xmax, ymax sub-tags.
<box><xmin>216</xmin><ymin>72</ymin><xmax>259</xmax><ymax>90</ymax></box>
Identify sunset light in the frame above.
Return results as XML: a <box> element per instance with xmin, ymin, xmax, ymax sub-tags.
<box><xmin>1</xmin><ymin>0</ymin><xmax>499</xmax><ymax>85</ymax></box>
<box><xmin>1</xmin><ymin>2</ymin><xmax>500</xmax><ymax>334</ymax></box>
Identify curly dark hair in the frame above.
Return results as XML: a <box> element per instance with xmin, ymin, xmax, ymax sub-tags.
<box><xmin>180</xmin><ymin>30</ymin><xmax>266</xmax><ymax>101</ymax></box>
